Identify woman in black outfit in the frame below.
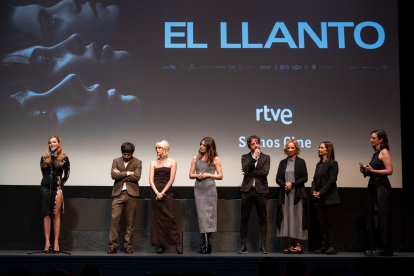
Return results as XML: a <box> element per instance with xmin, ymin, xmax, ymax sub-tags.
<box><xmin>276</xmin><ymin>139</ymin><xmax>309</xmax><ymax>254</ymax></box>
<box><xmin>40</xmin><ymin>135</ymin><xmax>70</xmax><ymax>253</ymax></box>
<box><xmin>361</xmin><ymin>129</ymin><xmax>393</xmax><ymax>256</ymax></box>
<box><xmin>311</xmin><ymin>141</ymin><xmax>340</xmax><ymax>255</ymax></box>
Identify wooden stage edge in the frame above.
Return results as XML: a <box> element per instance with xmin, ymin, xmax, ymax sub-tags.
<box><xmin>1</xmin><ymin>251</ymin><xmax>414</xmax><ymax>276</ymax></box>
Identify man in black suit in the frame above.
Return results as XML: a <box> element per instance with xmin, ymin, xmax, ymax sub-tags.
<box><xmin>238</xmin><ymin>135</ymin><xmax>270</xmax><ymax>254</ymax></box>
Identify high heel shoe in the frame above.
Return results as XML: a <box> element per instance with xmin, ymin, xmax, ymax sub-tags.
<box><xmin>44</xmin><ymin>243</ymin><xmax>51</xmax><ymax>254</ymax></box>
<box><xmin>175</xmin><ymin>244</ymin><xmax>183</xmax><ymax>254</ymax></box>
<box><xmin>201</xmin><ymin>244</ymin><xmax>211</xmax><ymax>254</ymax></box>
<box><xmin>197</xmin><ymin>243</ymin><xmax>205</xmax><ymax>253</ymax></box>
<box><xmin>291</xmin><ymin>244</ymin><xmax>303</xmax><ymax>254</ymax></box>
<box><xmin>53</xmin><ymin>243</ymin><xmax>60</xmax><ymax>254</ymax></box>
<box><xmin>201</xmin><ymin>233</ymin><xmax>211</xmax><ymax>254</ymax></box>
<box><xmin>283</xmin><ymin>246</ymin><xmax>294</xmax><ymax>254</ymax></box>
<box><xmin>197</xmin><ymin>234</ymin><xmax>206</xmax><ymax>253</ymax></box>
<box><xmin>157</xmin><ymin>246</ymin><xmax>165</xmax><ymax>254</ymax></box>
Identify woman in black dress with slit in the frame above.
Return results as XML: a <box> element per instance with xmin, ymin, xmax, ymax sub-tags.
<box><xmin>360</xmin><ymin>129</ymin><xmax>393</xmax><ymax>256</ymax></box>
<box><xmin>40</xmin><ymin>135</ymin><xmax>70</xmax><ymax>253</ymax></box>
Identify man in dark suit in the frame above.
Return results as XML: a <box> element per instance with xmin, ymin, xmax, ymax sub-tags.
<box><xmin>238</xmin><ymin>135</ymin><xmax>270</xmax><ymax>254</ymax></box>
<box><xmin>107</xmin><ymin>142</ymin><xmax>142</xmax><ymax>254</ymax></box>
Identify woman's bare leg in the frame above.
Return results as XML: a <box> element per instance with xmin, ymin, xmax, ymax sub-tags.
<box><xmin>44</xmin><ymin>215</ymin><xmax>51</xmax><ymax>250</ymax></box>
<box><xmin>53</xmin><ymin>191</ymin><xmax>62</xmax><ymax>251</ymax></box>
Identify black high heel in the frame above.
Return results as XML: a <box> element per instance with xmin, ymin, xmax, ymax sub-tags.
<box><xmin>201</xmin><ymin>233</ymin><xmax>212</xmax><ymax>254</ymax></box>
<box><xmin>197</xmin><ymin>234</ymin><xmax>206</xmax><ymax>253</ymax></box>
<box><xmin>291</xmin><ymin>244</ymin><xmax>303</xmax><ymax>254</ymax></box>
<box><xmin>283</xmin><ymin>246</ymin><xmax>294</xmax><ymax>254</ymax></box>
<box><xmin>202</xmin><ymin>244</ymin><xmax>211</xmax><ymax>254</ymax></box>
<box><xmin>44</xmin><ymin>243</ymin><xmax>51</xmax><ymax>254</ymax></box>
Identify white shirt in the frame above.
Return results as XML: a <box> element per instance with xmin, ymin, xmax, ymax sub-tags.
<box><xmin>122</xmin><ymin>161</ymin><xmax>130</xmax><ymax>191</ymax></box>
<box><xmin>251</xmin><ymin>152</ymin><xmax>260</xmax><ymax>187</ymax></box>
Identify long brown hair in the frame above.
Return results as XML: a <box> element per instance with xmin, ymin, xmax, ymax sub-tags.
<box><xmin>198</xmin><ymin>137</ymin><xmax>218</xmax><ymax>165</ymax></box>
<box><xmin>319</xmin><ymin>141</ymin><xmax>335</xmax><ymax>162</ymax></box>
<box><xmin>42</xmin><ymin>135</ymin><xmax>66</xmax><ymax>167</ymax></box>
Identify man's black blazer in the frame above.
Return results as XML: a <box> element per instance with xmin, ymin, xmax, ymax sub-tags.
<box><xmin>241</xmin><ymin>152</ymin><xmax>270</xmax><ymax>194</ymax></box>
<box><xmin>311</xmin><ymin>159</ymin><xmax>340</xmax><ymax>206</ymax></box>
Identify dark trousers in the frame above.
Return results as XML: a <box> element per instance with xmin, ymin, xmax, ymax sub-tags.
<box><xmin>109</xmin><ymin>191</ymin><xmax>138</xmax><ymax>249</ymax></box>
<box><xmin>367</xmin><ymin>177</ymin><xmax>392</xmax><ymax>255</ymax></box>
<box><xmin>240</xmin><ymin>187</ymin><xmax>267</xmax><ymax>245</ymax></box>
<box><xmin>316</xmin><ymin>204</ymin><xmax>337</xmax><ymax>248</ymax></box>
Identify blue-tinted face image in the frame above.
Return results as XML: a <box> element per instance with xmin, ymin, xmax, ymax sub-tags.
<box><xmin>11</xmin><ymin>0</ymin><xmax>121</xmax><ymax>46</ymax></box>
<box><xmin>4</xmin><ymin>34</ymin><xmax>132</xmax><ymax>80</ymax></box>
<box><xmin>8</xmin><ymin>74</ymin><xmax>140</xmax><ymax>127</ymax></box>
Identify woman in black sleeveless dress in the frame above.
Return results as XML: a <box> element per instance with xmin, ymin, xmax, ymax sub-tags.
<box><xmin>40</xmin><ymin>135</ymin><xmax>70</xmax><ymax>253</ymax></box>
<box><xmin>361</xmin><ymin>129</ymin><xmax>393</xmax><ymax>256</ymax></box>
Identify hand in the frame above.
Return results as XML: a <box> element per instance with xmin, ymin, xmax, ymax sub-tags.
<box><xmin>313</xmin><ymin>191</ymin><xmax>321</xmax><ymax>198</ymax></box>
<box><xmin>285</xmin><ymin>182</ymin><xmax>292</xmax><ymax>191</ymax></box>
<box><xmin>241</xmin><ymin>169</ymin><xmax>246</xmax><ymax>175</ymax></box>
<box><xmin>202</xmin><ymin>173</ymin><xmax>211</xmax><ymax>178</ymax></box>
<box><xmin>113</xmin><ymin>168</ymin><xmax>120</xmax><ymax>173</ymax></box>
<box><xmin>364</xmin><ymin>164</ymin><xmax>373</xmax><ymax>173</ymax></box>
<box><xmin>360</xmin><ymin>166</ymin><xmax>365</xmax><ymax>173</ymax></box>
<box><xmin>129</xmin><ymin>171</ymin><xmax>135</xmax><ymax>176</ymax></box>
<box><xmin>197</xmin><ymin>173</ymin><xmax>204</xmax><ymax>180</ymax></box>
<box><xmin>252</xmin><ymin>148</ymin><xmax>260</xmax><ymax>158</ymax></box>
<box><xmin>156</xmin><ymin>192</ymin><xmax>164</xmax><ymax>200</ymax></box>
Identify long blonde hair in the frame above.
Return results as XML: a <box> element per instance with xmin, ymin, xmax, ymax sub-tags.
<box><xmin>42</xmin><ymin>135</ymin><xmax>66</xmax><ymax>167</ymax></box>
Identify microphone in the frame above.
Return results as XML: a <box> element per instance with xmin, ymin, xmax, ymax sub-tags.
<box><xmin>359</xmin><ymin>161</ymin><xmax>366</xmax><ymax>177</ymax></box>
<box><xmin>51</xmin><ymin>148</ymin><xmax>55</xmax><ymax>157</ymax></box>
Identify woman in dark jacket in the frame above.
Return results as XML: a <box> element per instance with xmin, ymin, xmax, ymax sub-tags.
<box><xmin>311</xmin><ymin>141</ymin><xmax>340</xmax><ymax>255</ymax></box>
<box><xmin>276</xmin><ymin>139</ymin><xmax>308</xmax><ymax>254</ymax></box>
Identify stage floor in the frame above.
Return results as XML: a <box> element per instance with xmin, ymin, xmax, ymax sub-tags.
<box><xmin>1</xmin><ymin>251</ymin><xmax>414</xmax><ymax>276</ymax></box>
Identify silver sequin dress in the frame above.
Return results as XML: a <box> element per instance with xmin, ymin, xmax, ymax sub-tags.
<box><xmin>194</xmin><ymin>159</ymin><xmax>217</xmax><ymax>233</ymax></box>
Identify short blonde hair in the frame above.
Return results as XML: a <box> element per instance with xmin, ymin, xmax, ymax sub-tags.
<box><xmin>155</xmin><ymin>140</ymin><xmax>169</xmax><ymax>158</ymax></box>
<box><xmin>283</xmin><ymin>139</ymin><xmax>301</xmax><ymax>156</ymax></box>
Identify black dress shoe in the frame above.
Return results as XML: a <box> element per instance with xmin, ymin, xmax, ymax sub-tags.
<box><xmin>326</xmin><ymin>247</ymin><xmax>337</xmax><ymax>255</ymax></box>
<box><xmin>260</xmin><ymin>245</ymin><xmax>269</xmax><ymax>254</ymax></box>
<box><xmin>315</xmin><ymin>247</ymin><xmax>328</xmax><ymax>254</ymax></box>
<box><xmin>364</xmin><ymin>250</ymin><xmax>380</xmax><ymax>256</ymax></box>
<box><xmin>157</xmin><ymin>246</ymin><xmax>165</xmax><ymax>254</ymax></box>
<box><xmin>175</xmin><ymin>245</ymin><xmax>183</xmax><ymax>254</ymax></box>
<box><xmin>107</xmin><ymin>247</ymin><xmax>117</xmax><ymax>254</ymax></box>
<box><xmin>237</xmin><ymin>245</ymin><xmax>248</xmax><ymax>254</ymax></box>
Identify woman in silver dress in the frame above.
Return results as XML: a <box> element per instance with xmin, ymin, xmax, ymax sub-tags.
<box><xmin>189</xmin><ymin>137</ymin><xmax>223</xmax><ymax>254</ymax></box>
<box><xmin>275</xmin><ymin>139</ymin><xmax>308</xmax><ymax>254</ymax></box>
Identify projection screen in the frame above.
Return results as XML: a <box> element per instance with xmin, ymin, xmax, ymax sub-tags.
<box><xmin>0</xmin><ymin>0</ymin><xmax>401</xmax><ymax>188</ymax></box>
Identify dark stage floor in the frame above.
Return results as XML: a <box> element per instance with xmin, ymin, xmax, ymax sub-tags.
<box><xmin>1</xmin><ymin>251</ymin><xmax>414</xmax><ymax>276</ymax></box>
